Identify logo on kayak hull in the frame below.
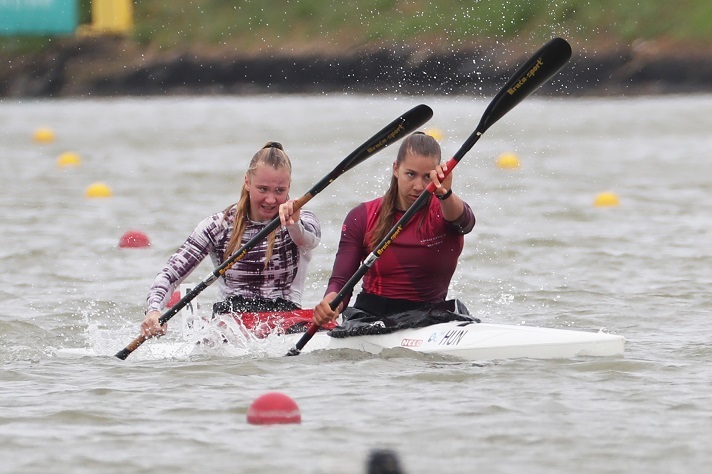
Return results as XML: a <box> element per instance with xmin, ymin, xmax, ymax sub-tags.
<box><xmin>427</xmin><ymin>329</ymin><xmax>467</xmax><ymax>346</ymax></box>
<box><xmin>401</xmin><ymin>338</ymin><xmax>422</xmax><ymax>348</ymax></box>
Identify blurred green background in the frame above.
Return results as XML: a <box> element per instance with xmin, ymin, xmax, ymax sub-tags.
<box><xmin>3</xmin><ymin>0</ymin><xmax>711</xmax><ymax>54</ymax></box>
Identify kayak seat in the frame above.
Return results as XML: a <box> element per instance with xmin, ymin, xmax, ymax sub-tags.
<box><xmin>329</xmin><ymin>298</ymin><xmax>479</xmax><ymax>338</ymax></box>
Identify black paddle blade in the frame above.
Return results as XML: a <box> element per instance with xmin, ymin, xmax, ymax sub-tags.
<box><xmin>285</xmin><ymin>323</ymin><xmax>319</xmax><ymax>356</ymax></box>
<box><xmin>285</xmin><ymin>347</ymin><xmax>300</xmax><ymax>357</ymax></box>
<box><xmin>343</xmin><ymin>103</ymin><xmax>434</xmax><ymax>172</ymax></box>
<box><xmin>479</xmin><ymin>37</ymin><xmax>572</xmax><ymax>133</ymax></box>
<box><xmin>309</xmin><ymin>103</ymin><xmax>433</xmax><ymax>196</ymax></box>
<box><xmin>115</xmin><ymin>348</ymin><xmax>132</xmax><ymax>360</ymax></box>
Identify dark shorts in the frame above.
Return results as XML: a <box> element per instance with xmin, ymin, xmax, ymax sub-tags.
<box><xmin>330</xmin><ymin>292</ymin><xmax>479</xmax><ymax>338</ymax></box>
<box><xmin>212</xmin><ymin>294</ymin><xmax>299</xmax><ymax>315</ymax></box>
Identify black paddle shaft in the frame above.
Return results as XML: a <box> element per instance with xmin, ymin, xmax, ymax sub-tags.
<box><xmin>285</xmin><ymin>37</ymin><xmax>573</xmax><ymax>357</ymax></box>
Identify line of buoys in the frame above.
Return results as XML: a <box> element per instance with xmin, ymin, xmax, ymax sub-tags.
<box><xmin>496</xmin><ymin>152</ymin><xmax>521</xmax><ymax>169</ymax></box>
<box><xmin>118</xmin><ymin>230</ymin><xmax>151</xmax><ymax>248</ymax></box>
<box><xmin>247</xmin><ymin>392</ymin><xmax>301</xmax><ymax>425</ymax></box>
<box><xmin>594</xmin><ymin>191</ymin><xmax>620</xmax><ymax>207</ymax></box>
<box><xmin>35</xmin><ymin>126</ymin><xmax>152</xmax><ymax>253</ymax></box>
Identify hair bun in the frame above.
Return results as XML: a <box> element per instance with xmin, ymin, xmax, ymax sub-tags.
<box><xmin>263</xmin><ymin>141</ymin><xmax>284</xmax><ymax>150</ymax></box>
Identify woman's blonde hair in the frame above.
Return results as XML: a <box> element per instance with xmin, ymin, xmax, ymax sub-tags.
<box><xmin>365</xmin><ymin>132</ymin><xmax>441</xmax><ymax>252</ymax></box>
<box><xmin>223</xmin><ymin>142</ymin><xmax>292</xmax><ymax>264</ymax></box>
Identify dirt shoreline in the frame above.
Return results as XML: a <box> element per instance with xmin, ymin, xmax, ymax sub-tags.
<box><xmin>2</xmin><ymin>37</ymin><xmax>712</xmax><ymax>98</ymax></box>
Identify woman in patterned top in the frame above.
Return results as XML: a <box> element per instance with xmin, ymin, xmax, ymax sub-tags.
<box><xmin>312</xmin><ymin>132</ymin><xmax>475</xmax><ymax>328</ymax></box>
<box><xmin>141</xmin><ymin>142</ymin><xmax>320</xmax><ymax>339</ymax></box>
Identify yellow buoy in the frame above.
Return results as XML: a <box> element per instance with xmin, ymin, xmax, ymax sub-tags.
<box><xmin>57</xmin><ymin>152</ymin><xmax>82</xmax><ymax>168</ymax></box>
<box><xmin>85</xmin><ymin>182</ymin><xmax>113</xmax><ymax>198</ymax></box>
<box><xmin>33</xmin><ymin>127</ymin><xmax>55</xmax><ymax>143</ymax></box>
<box><xmin>424</xmin><ymin>128</ymin><xmax>444</xmax><ymax>142</ymax></box>
<box><xmin>496</xmin><ymin>152</ymin><xmax>521</xmax><ymax>169</ymax></box>
<box><xmin>594</xmin><ymin>191</ymin><xmax>620</xmax><ymax>207</ymax></box>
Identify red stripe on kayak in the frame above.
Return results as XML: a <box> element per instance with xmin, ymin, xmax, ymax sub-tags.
<box><xmin>224</xmin><ymin>309</ymin><xmax>337</xmax><ymax>338</ymax></box>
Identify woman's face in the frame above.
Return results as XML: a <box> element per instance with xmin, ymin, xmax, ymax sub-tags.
<box><xmin>245</xmin><ymin>162</ymin><xmax>291</xmax><ymax>222</ymax></box>
<box><xmin>393</xmin><ymin>151</ymin><xmax>439</xmax><ymax>210</ymax></box>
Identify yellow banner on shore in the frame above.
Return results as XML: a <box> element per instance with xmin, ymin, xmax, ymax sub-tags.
<box><xmin>91</xmin><ymin>0</ymin><xmax>133</xmax><ymax>34</ymax></box>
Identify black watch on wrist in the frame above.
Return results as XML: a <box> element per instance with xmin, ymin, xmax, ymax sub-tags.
<box><xmin>436</xmin><ymin>189</ymin><xmax>453</xmax><ymax>201</ymax></box>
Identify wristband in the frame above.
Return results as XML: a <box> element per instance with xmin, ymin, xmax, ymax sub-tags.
<box><xmin>436</xmin><ymin>189</ymin><xmax>453</xmax><ymax>201</ymax></box>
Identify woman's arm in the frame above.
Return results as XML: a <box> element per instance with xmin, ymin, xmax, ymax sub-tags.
<box><xmin>325</xmin><ymin>204</ymin><xmax>368</xmax><ymax>300</ymax></box>
<box><xmin>430</xmin><ymin>162</ymin><xmax>475</xmax><ymax>234</ymax></box>
<box><xmin>145</xmin><ymin>214</ymin><xmax>222</xmax><ymax>314</ymax></box>
<box><xmin>284</xmin><ymin>209</ymin><xmax>321</xmax><ymax>250</ymax></box>
<box><xmin>313</xmin><ymin>204</ymin><xmax>367</xmax><ymax>325</ymax></box>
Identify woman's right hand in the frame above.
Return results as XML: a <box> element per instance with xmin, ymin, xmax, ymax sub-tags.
<box><xmin>141</xmin><ymin>310</ymin><xmax>167</xmax><ymax>339</ymax></box>
<box><xmin>313</xmin><ymin>292</ymin><xmax>342</xmax><ymax>326</ymax></box>
<box><xmin>279</xmin><ymin>199</ymin><xmax>300</xmax><ymax>226</ymax></box>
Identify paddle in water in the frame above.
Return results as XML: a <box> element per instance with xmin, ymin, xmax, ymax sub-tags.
<box><xmin>114</xmin><ymin>104</ymin><xmax>434</xmax><ymax>360</ymax></box>
<box><xmin>286</xmin><ymin>37</ymin><xmax>573</xmax><ymax>356</ymax></box>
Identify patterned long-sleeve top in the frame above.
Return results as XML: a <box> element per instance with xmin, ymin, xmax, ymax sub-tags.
<box><xmin>146</xmin><ymin>205</ymin><xmax>320</xmax><ymax>313</ymax></box>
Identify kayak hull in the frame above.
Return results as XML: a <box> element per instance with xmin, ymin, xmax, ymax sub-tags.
<box><xmin>64</xmin><ymin>321</ymin><xmax>624</xmax><ymax>361</ymax></box>
<box><xmin>327</xmin><ymin>321</ymin><xmax>625</xmax><ymax>360</ymax></box>
<box><xmin>167</xmin><ymin>287</ymin><xmax>625</xmax><ymax>360</ymax></box>
<box><xmin>80</xmin><ymin>293</ymin><xmax>625</xmax><ymax>361</ymax></box>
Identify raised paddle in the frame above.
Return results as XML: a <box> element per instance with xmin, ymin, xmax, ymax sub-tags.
<box><xmin>286</xmin><ymin>37</ymin><xmax>573</xmax><ymax>356</ymax></box>
<box><xmin>114</xmin><ymin>103</ymin><xmax>434</xmax><ymax>360</ymax></box>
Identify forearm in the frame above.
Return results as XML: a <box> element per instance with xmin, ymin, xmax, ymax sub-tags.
<box><xmin>437</xmin><ymin>191</ymin><xmax>465</xmax><ymax>222</ymax></box>
<box><xmin>325</xmin><ymin>255</ymin><xmax>360</xmax><ymax>308</ymax></box>
<box><xmin>145</xmin><ymin>266</ymin><xmax>186</xmax><ymax>313</ymax></box>
<box><xmin>285</xmin><ymin>219</ymin><xmax>320</xmax><ymax>249</ymax></box>
<box><xmin>145</xmin><ymin>234</ymin><xmax>213</xmax><ymax>312</ymax></box>
<box><xmin>445</xmin><ymin>200</ymin><xmax>476</xmax><ymax>234</ymax></box>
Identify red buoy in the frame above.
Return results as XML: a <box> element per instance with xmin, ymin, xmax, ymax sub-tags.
<box><xmin>119</xmin><ymin>230</ymin><xmax>151</xmax><ymax>248</ymax></box>
<box><xmin>247</xmin><ymin>392</ymin><xmax>301</xmax><ymax>425</ymax></box>
<box><xmin>166</xmin><ymin>291</ymin><xmax>181</xmax><ymax>308</ymax></box>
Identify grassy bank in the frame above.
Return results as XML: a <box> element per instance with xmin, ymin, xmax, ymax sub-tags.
<box><xmin>3</xmin><ymin>0</ymin><xmax>712</xmax><ymax>55</ymax></box>
<box><xmin>132</xmin><ymin>0</ymin><xmax>712</xmax><ymax>53</ymax></box>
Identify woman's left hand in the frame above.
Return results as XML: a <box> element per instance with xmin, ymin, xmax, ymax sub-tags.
<box><xmin>279</xmin><ymin>200</ymin><xmax>300</xmax><ymax>226</ymax></box>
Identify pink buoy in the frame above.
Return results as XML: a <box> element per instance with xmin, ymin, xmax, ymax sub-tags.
<box><xmin>247</xmin><ymin>392</ymin><xmax>301</xmax><ymax>425</ymax></box>
<box><xmin>119</xmin><ymin>230</ymin><xmax>151</xmax><ymax>248</ymax></box>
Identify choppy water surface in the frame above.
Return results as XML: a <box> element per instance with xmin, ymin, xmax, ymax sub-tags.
<box><xmin>1</xmin><ymin>94</ymin><xmax>711</xmax><ymax>473</ymax></box>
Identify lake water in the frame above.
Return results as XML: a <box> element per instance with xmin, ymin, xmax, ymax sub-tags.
<box><xmin>1</xmin><ymin>93</ymin><xmax>710</xmax><ymax>473</ymax></box>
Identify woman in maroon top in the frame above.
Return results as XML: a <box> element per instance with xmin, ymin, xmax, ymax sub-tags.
<box><xmin>313</xmin><ymin>132</ymin><xmax>476</xmax><ymax>329</ymax></box>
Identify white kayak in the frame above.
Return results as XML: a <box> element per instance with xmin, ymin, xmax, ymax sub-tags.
<box><xmin>326</xmin><ymin>320</ymin><xmax>625</xmax><ymax>360</ymax></box>
<box><xmin>59</xmin><ymin>319</ymin><xmax>624</xmax><ymax>362</ymax></box>
<box><xmin>60</xmin><ymin>286</ymin><xmax>625</xmax><ymax>361</ymax></box>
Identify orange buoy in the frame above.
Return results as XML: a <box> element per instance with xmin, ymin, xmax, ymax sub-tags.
<box><xmin>496</xmin><ymin>152</ymin><xmax>521</xmax><ymax>169</ymax></box>
<box><xmin>594</xmin><ymin>192</ymin><xmax>620</xmax><ymax>207</ymax></box>
<box><xmin>33</xmin><ymin>127</ymin><xmax>55</xmax><ymax>143</ymax></box>
<box><xmin>85</xmin><ymin>182</ymin><xmax>113</xmax><ymax>198</ymax></box>
<box><xmin>57</xmin><ymin>151</ymin><xmax>81</xmax><ymax>168</ymax></box>
<box><xmin>424</xmin><ymin>127</ymin><xmax>444</xmax><ymax>141</ymax></box>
